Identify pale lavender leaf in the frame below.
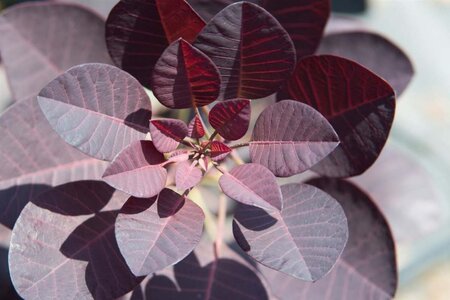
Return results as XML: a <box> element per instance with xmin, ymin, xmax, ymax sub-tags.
<box><xmin>175</xmin><ymin>161</ymin><xmax>203</xmax><ymax>191</ymax></box>
<box><xmin>150</xmin><ymin>118</ymin><xmax>189</xmax><ymax>153</ymax></box>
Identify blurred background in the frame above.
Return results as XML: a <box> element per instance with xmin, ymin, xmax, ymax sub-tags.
<box><xmin>1</xmin><ymin>0</ymin><xmax>449</xmax><ymax>299</ymax></box>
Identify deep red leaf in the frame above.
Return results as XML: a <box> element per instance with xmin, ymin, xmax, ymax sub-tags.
<box><xmin>209</xmin><ymin>141</ymin><xmax>232</xmax><ymax>162</ymax></box>
<box><xmin>9</xmin><ymin>181</ymin><xmax>140</xmax><ymax>299</ymax></box>
<box><xmin>0</xmin><ymin>97</ymin><xmax>106</xmax><ymax>229</ymax></box>
<box><xmin>103</xmin><ymin>141</ymin><xmax>167</xmax><ymax>198</ymax></box>
<box><xmin>286</xmin><ymin>55</ymin><xmax>396</xmax><ymax>177</ymax></box>
<box><xmin>318</xmin><ymin>31</ymin><xmax>414</xmax><ymax>96</ymax></box>
<box><xmin>175</xmin><ymin>161</ymin><xmax>203</xmax><ymax>190</ymax></box>
<box><xmin>233</xmin><ymin>183</ymin><xmax>348</xmax><ymax>281</ymax></box>
<box><xmin>250</xmin><ymin>100</ymin><xmax>339</xmax><ymax>177</ymax></box>
<box><xmin>150</xmin><ymin>118</ymin><xmax>189</xmax><ymax>153</ymax></box>
<box><xmin>0</xmin><ymin>2</ymin><xmax>112</xmax><ymax>101</ymax></box>
<box><xmin>115</xmin><ymin>189</ymin><xmax>204</xmax><ymax>276</ymax></box>
<box><xmin>219</xmin><ymin>163</ymin><xmax>282</xmax><ymax>210</ymax></box>
<box><xmin>209</xmin><ymin>98</ymin><xmax>251</xmax><ymax>140</ymax></box>
<box><xmin>260</xmin><ymin>178</ymin><xmax>397</xmax><ymax>299</ymax></box>
<box><xmin>187</xmin><ymin>115</ymin><xmax>205</xmax><ymax>138</ymax></box>
<box><xmin>38</xmin><ymin>63</ymin><xmax>152</xmax><ymax>161</ymax></box>
<box><xmin>194</xmin><ymin>2</ymin><xmax>296</xmax><ymax>100</ymax></box>
<box><xmin>105</xmin><ymin>0</ymin><xmax>205</xmax><ymax>88</ymax></box>
<box><xmin>152</xmin><ymin>39</ymin><xmax>221</xmax><ymax>109</ymax></box>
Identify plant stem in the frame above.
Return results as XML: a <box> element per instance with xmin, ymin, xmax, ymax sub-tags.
<box><xmin>215</xmin><ymin>193</ymin><xmax>227</xmax><ymax>257</ymax></box>
<box><xmin>230</xmin><ymin>142</ymin><xmax>250</xmax><ymax>149</ymax></box>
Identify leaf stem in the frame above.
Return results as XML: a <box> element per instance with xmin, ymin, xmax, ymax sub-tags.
<box><xmin>215</xmin><ymin>193</ymin><xmax>227</xmax><ymax>257</ymax></box>
<box><xmin>230</xmin><ymin>142</ymin><xmax>250</xmax><ymax>149</ymax></box>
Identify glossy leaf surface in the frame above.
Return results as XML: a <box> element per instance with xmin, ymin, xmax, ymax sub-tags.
<box><xmin>260</xmin><ymin>178</ymin><xmax>397</xmax><ymax>300</ymax></box>
<box><xmin>286</xmin><ymin>55</ymin><xmax>396</xmax><ymax>177</ymax></box>
<box><xmin>152</xmin><ymin>39</ymin><xmax>221</xmax><ymax>109</ymax></box>
<box><xmin>219</xmin><ymin>163</ymin><xmax>282</xmax><ymax>210</ymax></box>
<box><xmin>103</xmin><ymin>141</ymin><xmax>167</xmax><ymax>198</ymax></box>
<box><xmin>9</xmin><ymin>181</ymin><xmax>140</xmax><ymax>300</ymax></box>
<box><xmin>209</xmin><ymin>98</ymin><xmax>251</xmax><ymax>140</ymax></box>
<box><xmin>0</xmin><ymin>97</ymin><xmax>106</xmax><ymax>229</ymax></box>
<box><xmin>194</xmin><ymin>2</ymin><xmax>296</xmax><ymax>99</ymax></box>
<box><xmin>175</xmin><ymin>161</ymin><xmax>203</xmax><ymax>190</ymax></box>
<box><xmin>150</xmin><ymin>118</ymin><xmax>189</xmax><ymax>153</ymax></box>
<box><xmin>318</xmin><ymin>31</ymin><xmax>414</xmax><ymax>96</ymax></box>
<box><xmin>116</xmin><ymin>189</ymin><xmax>204</xmax><ymax>276</ymax></box>
<box><xmin>209</xmin><ymin>141</ymin><xmax>232</xmax><ymax>162</ymax></box>
<box><xmin>0</xmin><ymin>2</ymin><xmax>112</xmax><ymax>101</ymax></box>
<box><xmin>233</xmin><ymin>183</ymin><xmax>348</xmax><ymax>281</ymax></box>
<box><xmin>106</xmin><ymin>0</ymin><xmax>205</xmax><ymax>88</ymax></box>
<box><xmin>38</xmin><ymin>63</ymin><xmax>152</xmax><ymax>161</ymax></box>
<box><xmin>187</xmin><ymin>115</ymin><xmax>205</xmax><ymax>138</ymax></box>
<box><xmin>250</xmin><ymin>100</ymin><xmax>339</xmax><ymax>177</ymax></box>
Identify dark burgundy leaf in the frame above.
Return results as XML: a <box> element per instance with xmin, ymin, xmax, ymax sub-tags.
<box><xmin>187</xmin><ymin>115</ymin><xmax>205</xmax><ymax>138</ymax></box>
<box><xmin>175</xmin><ymin>161</ymin><xmax>203</xmax><ymax>190</ymax></box>
<box><xmin>0</xmin><ymin>97</ymin><xmax>106</xmax><ymax>229</ymax></box>
<box><xmin>9</xmin><ymin>181</ymin><xmax>141</xmax><ymax>299</ymax></box>
<box><xmin>260</xmin><ymin>178</ymin><xmax>397</xmax><ymax>300</ymax></box>
<box><xmin>219</xmin><ymin>163</ymin><xmax>282</xmax><ymax>210</ymax></box>
<box><xmin>105</xmin><ymin>0</ymin><xmax>205</xmax><ymax>88</ymax></box>
<box><xmin>233</xmin><ymin>183</ymin><xmax>348</xmax><ymax>281</ymax></box>
<box><xmin>0</xmin><ymin>2</ymin><xmax>112</xmax><ymax>101</ymax></box>
<box><xmin>103</xmin><ymin>141</ymin><xmax>167</xmax><ymax>198</ymax></box>
<box><xmin>286</xmin><ymin>55</ymin><xmax>396</xmax><ymax>177</ymax></box>
<box><xmin>318</xmin><ymin>31</ymin><xmax>414</xmax><ymax>96</ymax></box>
<box><xmin>115</xmin><ymin>189</ymin><xmax>204</xmax><ymax>276</ymax></box>
<box><xmin>194</xmin><ymin>2</ymin><xmax>296</xmax><ymax>100</ymax></box>
<box><xmin>38</xmin><ymin>63</ymin><xmax>152</xmax><ymax>161</ymax></box>
<box><xmin>209</xmin><ymin>141</ymin><xmax>231</xmax><ymax>162</ymax></box>
<box><xmin>209</xmin><ymin>98</ymin><xmax>251</xmax><ymax>140</ymax></box>
<box><xmin>150</xmin><ymin>118</ymin><xmax>189</xmax><ymax>153</ymax></box>
<box><xmin>152</xmin><ymin>39</ymin><xmax>221</xmax><ymax>109</ymax></box>
<box><xmin>250</xmin><ymin>100</ymin><xmax>339</xmax><ymax>177</ymax></box>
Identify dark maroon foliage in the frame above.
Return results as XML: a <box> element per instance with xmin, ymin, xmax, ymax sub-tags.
<box><xmin>0</xmin><ymin>0</ymin><xmax>414</xmax><ymax>298</ymax></box>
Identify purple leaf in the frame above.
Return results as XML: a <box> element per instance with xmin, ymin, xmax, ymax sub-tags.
<box><xmin>209</xmin><ymin>98</ymin><xmax>251</xmax><ymax>140</ymax></box>
<box><xmin>209</xmin><ymin>141</ymin><xmax>232</xmax><ymax>162</ymax></box>
<box><xmin>233</xmin><ymin>183</ymin><xmax>348</xmax><ymax>281</ymax></box>
<box><xmin>175</xmin><ymin>161</ymin><xmax>203</xmax><ymax>190</ymax></box>
<box><xmin>260</xmin><ymin>178</ymin><xmax>397</xmax><ymax>300</ymax></box>
<box><xmin>106</xmin><ymin>0</ymin><xmax>205</xmax><ymax>88</ymax></box>
<box><xmin>103</xmin><ymin>141</ymin><xmax>167</xmax><ymax>198</ymax></box>
<box><xmin>168</xmin><ymin>150</ymin><xmax>191</xmax><ymax>163</ymax></box>
<box><xmin>318</xmin><ymin>31</ymin><xmax>414</xmax><ymax>96</ymax></box>
<box><xmin>187</xmin><ymin>115</ymin><xmax>205</xmax><ymax>138</ymax></box>
<box><xmin>152</xmin><ymin>39</ymin><xmax>221</xmax><ymax>109</ymax></box>
<box><xmin>0</xmin><ymin>97</ymin><xmax>106</xmax><ymax>229</ymax></box>
<box><xmin>250</xmin><ymin>100</ymin><xmax>339</xmax><ymax>177</ymax></box>
<box><xmin>37</xmin><ymin>63</ymin><xmax>152</xmax><ymax>161</ymax></box>
<box><xmin>0</xmin><ymin>2</ymin><xmax>112</xmax><ymax>101</ymax></box>
<box><xmin>286</xmin><ymin>55</ymin><xmax>396</xmax><ymax>177</ymax></box>
<box><xmin>194</xmin><ymin>2</ymin><xmax>296</xmax><ymax>100</ymax></box>
<box><xmin>9</xmin><ymin>181</ymin><xmax>141</xmax><ymax>299</ymax></box>
<box><xmin>150</xmin><ymin>118</ymin><xmax>189</xmax><ymax>153</ymax></box>
<box><xmin>115</xmin><ymin>189</ymin><xmax>204</xmax><ymax>276</ymax></box>
<box><xmin>219</xmin><ymin>163</ymin><xmax>282</xmax><ymax>211</ymax></box>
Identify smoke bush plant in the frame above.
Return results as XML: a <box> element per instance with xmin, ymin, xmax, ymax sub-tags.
<box><xmin>0</xmin><ymin>0</ymin><xmax>414</xmax><ymax>299</ymax></box>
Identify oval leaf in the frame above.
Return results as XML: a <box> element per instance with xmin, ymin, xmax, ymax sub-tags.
<box><xmin>188</xmin><ymin>115</ymin><xmax>205</xmax><ymax>138</ymax></box>
<box><xmin>9</xmin><ymin>181</ymin><xmax>139</xmax><ymax>300</ymax></box>
<box><xmin>175</xmin><ymin>161</ymin><xmax>203</xmax><ymax>190</ymax></box>
<box><xmin>286</xmin><ymin>55</ymin><xmax>396</xmax><ymax>177</ymax></box>
<box><xmin>0</xmin><ymin>97</ymin><xmax>106</xmax><ymax>229</ymax></box>
<box><xmin>261</xmin><ymin>178</ymin><xmax>397</xmax><ymax>299</ymax></box>
<box><xmin>150</xmin><ymin>118</ymin><xmax>189</xmax><ymax>153</ymax></box>
<box><xmin>194</xmin><ymin>2</ymin><xmax>296</xmax><ymax>99</ymax></box>
<box><xmin>37</xmin><ymin>63</ymin><xmax>152</xmax><ymax>161</ymax></box>
<box><xmin>318</xmin><ymin>31</ymin><xmax>414</xmax><ymax>96</ymax></box>
<box><xmin>209</xmin><ymin>141</ymin><xmax>232</xmax><ymax>162</ymax></box>
<box><xmin>250</xmin><ymin>100</ymin><xmax>339</xmax><ymax>177</ymax></box>
<box><xmin>233</xmin><ymin>183</ymin><xmax>348</xmax><ymax>281</ymax></box>
<box><xmin>219</xmin><ymin>163</ymin><xmax>282</xmax><ymax>211</ymax></box>
<box><xmin>115</xmin><ymin>189</ymin><xmax>204</xmax><ymax>276</ymax></box>
<box><xmin>106</xmin><ymin>0</ymin><xmax>205</xmax><ymax>88</ymax></box>
<box><xmin>209</xmin><ymin>98</ymin><xmax>251</xmax><ymax>140</ymax></box>
<box><xmin>103</xmin><ymin>141</ymin><xmax>167</xmax><ymax>198</ymax></box>
<box><xmin>0</xmin><ymin>2</ymin><xmax>112</xmax><ymax>101</ymax></box>
<box><xmin>152</xmin><ymin>39</ymin><xmax>221</xmax><ymax>109</ymax></box>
